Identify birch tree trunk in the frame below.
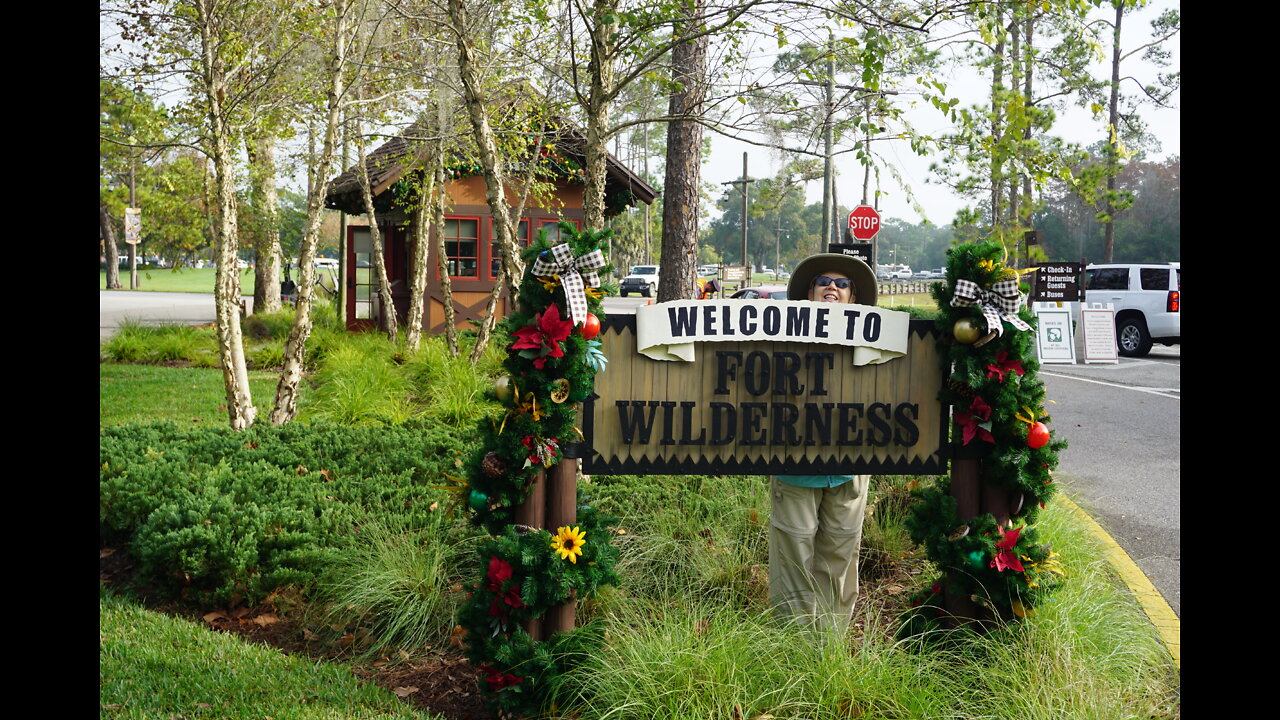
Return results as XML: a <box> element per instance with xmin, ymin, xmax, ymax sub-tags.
<box><xmin>271</xmin><ymin>0</ymin><xmax>353</xmax><ymax>425</ymax></box>
<box><xmin>354</xmin><ymin>102</ymin><xmax>399</xmax><ymax>342</ymax></box>
<box><xmin>248</xmin><ymin>133</ymin><xmax>283</xmax><ymax>314</ymax></box>
<box><xmin>447</xmin><ymin>0</ymin><xmax>523</xmax><ymax>307</ymax></box>
<box><xmin>197</xmin><ymin>0</ymin><xmax>257</xmax><ymax>430</ymax></box>
<box><xmin>432</xmin><ymin>156</ymin><xmax>459</xmax><ymax>356</ymax></box>
<box><xmin>404</xmin><ymin>162</ymin><xmax>433</xmax><ymax>351</ymax></box>
<box><xmin>657</xmin><ymin>0</ymin><xmax>706</xmax><ymax>303</ymax></box>
<box><xmin>101</xmin><ymin>204</ymin><xmax>123</xmax><ymax>289</ymax></box>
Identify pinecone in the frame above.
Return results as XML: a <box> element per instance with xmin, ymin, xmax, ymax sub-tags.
<box><xmin>481</xmin><ymin>451</ymin><xmax>508</xmax><ymax>479</ymax></box>
<box><xmin>947</xmin><ymin>378</ymin><xmax>976</xmax><ymax>399</ymax></box>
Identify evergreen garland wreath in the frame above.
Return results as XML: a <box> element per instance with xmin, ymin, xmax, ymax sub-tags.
<box><xmin>902</xmin><ymin>242</ymin><xmax>1067</xmax><ymax>633</ymax></box>
<box><xmin>455</xmin><ymin>222</ymin><xmax>620</xmax><ymax>718</ymax></box>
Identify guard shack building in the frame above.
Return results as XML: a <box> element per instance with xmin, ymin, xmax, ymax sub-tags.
<box><xmin>324</xmin><ymin>124</ymin><xmax>656</xmax><ymax>333</ymax></box>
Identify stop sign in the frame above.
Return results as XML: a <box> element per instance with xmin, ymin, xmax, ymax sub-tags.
<box><xmin>847</xmin><ymin>206</ymin><xmax>881</xmax><ymax>241</ymax></box>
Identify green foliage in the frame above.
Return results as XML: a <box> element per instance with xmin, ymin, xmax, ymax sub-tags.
<box><xmin>101</xmin><ymin>321</ymin><xmax>218</xmax><ymax>366</ymax></box>
<box><xmin>100</xmin><ymin>420</ymin><xmax>479</xmax><ymax>606</ymax></box>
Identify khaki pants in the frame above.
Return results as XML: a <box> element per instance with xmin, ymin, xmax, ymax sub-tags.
<box><xmin>768</xmin><ymin>475</ymin><xmax>870</xmax><ymax>630</ymax></box>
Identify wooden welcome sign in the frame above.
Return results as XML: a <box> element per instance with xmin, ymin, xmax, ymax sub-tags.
<box><xmin>581</xmin><ymin>304</ymin><xmax>948</xmax><ymax>476</ymax></box>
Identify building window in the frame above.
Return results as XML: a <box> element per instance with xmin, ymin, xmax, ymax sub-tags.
<box><xmin>444</xmin><ymin>217</ymin><xmax>480</xmax><ymax>279</ymax></box>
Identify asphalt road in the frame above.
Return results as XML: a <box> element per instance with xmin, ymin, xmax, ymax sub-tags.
<box><xmin>1038</xmin><ymin>344</ymin><xmax>1180</xmax><ymax>616</ymax></box>
<box><xmin>99</xmin><ymin>291</ymin><xmax>251</xmax><ymax>341</ymax></box>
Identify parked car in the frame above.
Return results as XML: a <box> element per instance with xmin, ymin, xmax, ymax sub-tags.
<box><xmin>620</xmin><ymin>264</ymin><xmax>660</xmax><ymax>297</ymax></box>
<box><xmin>697</xmin><ymin>265</ymin><xmax>720</xmax><ymax>276</ymax></box>
<box><xmin>1077</xmin><ymin>262</ymin><xmax>1180</xmax><ymax>357</ymax></box>
<box><xmin>315</xmin><ymin>257</ymin><xmax>339</xmax><ymax>270</ymax></box>
<box><xmin>729</xmin><ymin>284</ymin><xmax>789</xmax><ymax>300</ymax></box>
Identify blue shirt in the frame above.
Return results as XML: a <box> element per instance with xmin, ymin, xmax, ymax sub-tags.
<box><xmin>775</xmin><ymin>474</ymin><xmax>854</xmax><ymax>488</ymax></box>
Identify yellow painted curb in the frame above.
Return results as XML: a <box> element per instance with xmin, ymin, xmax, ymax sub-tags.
<box><xmin>1054</xmin><ymin>494</ymin><xmax>1179</xmax><ymax>669</ymax></box>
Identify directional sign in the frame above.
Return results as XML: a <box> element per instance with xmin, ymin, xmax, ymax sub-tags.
<box><xmin>847</xmin><ymin>205</ymin><xmax>881</xmax><ymax>241</ymax></box>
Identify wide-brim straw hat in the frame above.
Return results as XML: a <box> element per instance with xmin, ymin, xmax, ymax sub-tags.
<box><xmin>786</xmin><ymin>253</ymin><xmax>877</xmax><ymax>305</ymax></box>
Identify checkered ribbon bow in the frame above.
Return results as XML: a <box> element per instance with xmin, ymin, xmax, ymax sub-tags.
<box><xmin>950</xmin><ymin>278</ymin><xmax>1030</xmax><ymax>338</ymax></box>
<box><xmin>531</xmin><ymin>243</ymin><xmax>607</xmax><ymax>326</ymax></box>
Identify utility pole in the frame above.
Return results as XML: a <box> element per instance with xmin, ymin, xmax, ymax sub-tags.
<box><xmin>722</xmin><ymin>152</ymin><xmax>755</xmax><ymax>274</ymax></box>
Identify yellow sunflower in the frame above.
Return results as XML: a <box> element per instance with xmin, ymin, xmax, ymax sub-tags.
<box><xmin>550</xmin><ymin>525</ymin><xmax>587</xmax><ymax>564</ymax></box>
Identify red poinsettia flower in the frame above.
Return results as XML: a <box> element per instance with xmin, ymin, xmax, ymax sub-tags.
<box><xmin>480</xmin><ymin>666</ymin><xmax>523</xmax><ymax>691</ymax></box>
<box><xmin>485</xmin><ymin>556</ymin><xmax>513</xmax><ymax>591</ymax></box>
<box><xmin>511</xmin><ymin>304</ymin><xmax>573</xmax><ymax>369</ymax></box>
<box><xmin>955</xmin><ymin>395</ymin><xmax>995</xmax><ymax>445</ymax></box>
<box><xmin>990</xmin><ymin>526</ymin><xmax>1024</xmax><ymax>573</ymax></box>
<box><xmin>984</xmin><ymin>350</ymin><xmax>1026</xmax><ymax>383</ymax></box>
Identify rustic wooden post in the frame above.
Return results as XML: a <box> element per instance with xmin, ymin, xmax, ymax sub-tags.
<box><xmin>544</xmin><ymin>456</ymin><xmax>578</xmax><ymax>635</ymax></box>
<box><xmin>945</xmin><ymin>425</ymin><xmax>1001</xmax><ymax>628</ymax></box>
<box><xmin>515</xmin><ymin>470</ymin><xmax>546</xmax><ymax>641</ymax></box>
<box><xmin>512</xmin><ymin>448</ymin><xmax>579</xmax><ymax>638</ymax></box>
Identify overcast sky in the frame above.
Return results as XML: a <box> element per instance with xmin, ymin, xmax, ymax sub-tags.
<box><xmin>701</xmin><ymin>0</ymin><xmax>1180</xmax><ymax>229</ymax></box>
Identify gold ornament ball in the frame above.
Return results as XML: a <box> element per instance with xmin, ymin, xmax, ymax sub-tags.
<box><xmin>953</xmin><ymin>318</ymin><xmax>982</xmax><ymax>344</ymax></box>
<box><xmin>494</xmin><ymin>375</ymin><xmax>514</xmax><ymax>403</ymax></box>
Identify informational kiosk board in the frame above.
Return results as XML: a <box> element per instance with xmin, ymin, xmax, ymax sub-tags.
<box><xmin>1080</xmin><ymin>302</ymin><xmax>1119</xmax><ymax>364</ymax></box>
<box><xmin>581</xmin><ymin>310</ymin><xmax>949</xmax><ymax>476</ymax></box>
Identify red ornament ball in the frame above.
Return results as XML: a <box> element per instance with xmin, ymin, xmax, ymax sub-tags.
<box><xmin>1027</xmin><ymin>421</ymin><xmax>1050</xmax><ymax>449</ymax></box>
<box><xmin>581</xmin><ymin>313</ymin><xmax>601</xmax><ymax>340</ymax></box>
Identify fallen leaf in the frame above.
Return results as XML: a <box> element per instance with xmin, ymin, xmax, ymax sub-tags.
<box><xmin>252</xmin><ymin>613</ymin><xmax>278</xmax><ymax>626</ymax></box>
<box><xmin>398</xmin><ymin>649</ymin><xmax>411</xmax><ymax>660</ymax></box>
<box><xmin>244</xmin><ymin>441</ymin><xmax>259</xmax><ymax>449</ymax></box>
<box><xmin>100</xmin><ymin>548</ymin><xmax>116</xmax><ymax>559</ymax></box>
<box><xmin>732</xmin><ymin>703</ymin><xmax>743</xmax><ymax>720</ymax></box>
<box><xmin>454</xmin><ymin>457</ymin><xmax>463</xmax><ymax>468</ymax></box>
<box><xmin>296</xmin><ymin>465</ymin><xmax>309</xmax><ymax>475</ymax></box>
<box><xmin>749</xmin><ymin>509</ymin><xmax>759</xmax><ymax>524</ymax></box>
<box><xmin>428</xmin><ymin>501</ymin><xmax>439</xmax><ymax>512</ymax></box>
<box><xmin>202</xmin><ymin>611</ymin><xmax>228</xmax><ymax>625</ymax></box>
<box><xmin>196</xmin><ymin>702</ymin><xmax>212</xmax><ymax>709</ymax></box>
<box><xmin>392</xmin><ymin>686</ymin><xmax>419</xmax><ymax>698</ymax></box>
<box><xmin>320</xmin><ymin>469</ymin><xmax>332</xmax><ymax>481</ymax></box>
<box><xmin>450</xmin><ymin>625</ymin><xmax>467</xmax><ymax>648</ymax></box>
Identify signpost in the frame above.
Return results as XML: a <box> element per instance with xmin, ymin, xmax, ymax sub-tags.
<box><xmin>583</xmin><ymin>312</ymin><xmax>947</xmax><ymax>477</ymax></box>
<box><xmin>847</xmin><ymin>205</ymin><xmax>881</xmax><ymax>241</ymax></box>
<box><xmin>827</xmin><ymin>242</ymin><xmax>872</xmax><ymax>266</ymax></box>
<box><xmin>1031</xmin><ymin>262</ymin><xmax>1081</xmax><ymax>303</ymax></box>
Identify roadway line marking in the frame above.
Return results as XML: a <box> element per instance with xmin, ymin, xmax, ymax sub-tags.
<box><xmin>1054</xmin><ymin>494</ymin><xmax>1179</xmax><ymax>670</ymax></box>
<box><xmin>1039</xmin><ymin>371</ymin><xmax>1180</xmax><ymax>400</ymax></box>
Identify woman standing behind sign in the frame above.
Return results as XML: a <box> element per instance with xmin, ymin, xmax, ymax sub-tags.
<box><xmin>769</xmin><ymin>253</ymin><xmax>877</xmax><ymax>631</ymax></box>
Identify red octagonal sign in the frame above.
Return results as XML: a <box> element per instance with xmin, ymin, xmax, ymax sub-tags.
<box><xmin>847</xmin><ymin>205</ymin><xmax>881</xmax><ymax>241</ymax></box>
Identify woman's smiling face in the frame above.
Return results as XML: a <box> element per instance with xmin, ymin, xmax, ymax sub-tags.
<box><xmin>809</xmin><ymin>270</ymin><xmax>854</xmax><ymax>303</ymax></box>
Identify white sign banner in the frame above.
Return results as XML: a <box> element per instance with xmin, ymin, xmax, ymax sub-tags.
<box><xmin>636</xmin><ymin>299</ymin><xmax>910</xmax><ymax>366</ymax></box>
<box><xmin>124</xmin><ymin>207</ymin><xmax>142</xmax><ymax>245</ymax></box>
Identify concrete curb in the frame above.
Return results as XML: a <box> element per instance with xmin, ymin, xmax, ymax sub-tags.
<box><xmin>1055</xmin><ymin>494</ymin><xmax>1179</xmax><ymax>669</ymax></box>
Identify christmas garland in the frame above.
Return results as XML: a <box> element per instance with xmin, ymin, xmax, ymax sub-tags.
<box><xmin>454</xmin><ymin>222</ymin><xmax>620</xmax><ymax>718</ymax></box>
<box><xmin>902</xmin><ymin>241</ymin><xmax>1067</xmax><ymax>632</ymax></box>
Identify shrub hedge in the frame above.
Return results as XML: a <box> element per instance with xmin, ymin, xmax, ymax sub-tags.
<box><xmin>100</xmin><ymin>419</ymin><xmax>483</xmax><ymax>607</ymax></box>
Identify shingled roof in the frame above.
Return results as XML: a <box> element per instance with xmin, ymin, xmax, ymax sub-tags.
<box><xmin>324</xmin><ymin>119</ymin><xmax>657</xmax><ymax>216</ymax></box>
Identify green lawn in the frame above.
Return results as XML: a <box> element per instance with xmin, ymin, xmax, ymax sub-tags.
<box><xmin>101</xmin><ymin>267</ymin><xmax>340</xmax><ymax>295</ymax></box>
<box><xmin>100</xmin><ymin>364</ymin><xmax>284</xmax><ymax>426</ymax></box>
<box><xmin>100</xmin><ymin>589</ymin><xmax>439</xmax><ymax>720</ymax></box>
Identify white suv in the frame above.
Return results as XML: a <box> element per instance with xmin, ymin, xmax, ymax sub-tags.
<box><xmin>619</xmin><ymin>265</ymin><xmax>660</xmax><ymax>297</ymax></box>
<box><xmin>1081</xmin><ymin>263</ymin><xmax>1180</xmax><ymax>357</ymax></box>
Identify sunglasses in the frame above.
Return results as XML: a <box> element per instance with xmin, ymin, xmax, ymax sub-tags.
<box><xmin>813</xmin><ymin>276</ymin><xmax>852</xmax><ymax>289</ymax></box>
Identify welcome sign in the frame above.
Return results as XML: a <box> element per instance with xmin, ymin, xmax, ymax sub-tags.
<box><xmin>581</xmin><ymin>306</ymin><xmax>949</xmax><ymax>476</ymax></box>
